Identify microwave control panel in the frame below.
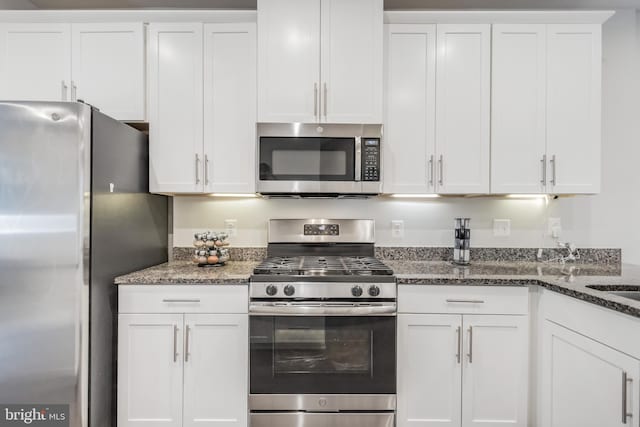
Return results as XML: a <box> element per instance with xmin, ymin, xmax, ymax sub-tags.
<box><xmin>362</xmin><ymin>138</ymin><xmax>380</xmax><ymax>181</ymax></box>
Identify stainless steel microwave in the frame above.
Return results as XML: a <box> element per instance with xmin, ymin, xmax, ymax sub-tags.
<box><xmin>257</xmin><ymin>123</ymin><xmax>383</xmax><ymax>196</ymax></box>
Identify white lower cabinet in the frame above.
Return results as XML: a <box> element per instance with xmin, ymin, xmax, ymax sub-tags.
<box><xmin>118</xmin><ymin>314</ymin><xmax>184</xmax><ymax>427</ymax></box>
<box><xmin>183</xmin><ymin>314</ymin><xmax>248</xmax><ymax>427</ymax></box>
<box><xmin>118</xmin><ymin>286</ymin><xmax>248</xmax><ymax>427</ymax></box>
<box><xmin>541</xmin><ymin>320</ymin><xmax>640</xmax><ymax>427</ymax></box>
<box><xmin>398</xmin><ymin>286</ymin><xmax>528</xmax><ymax>427</ymax></box>
<box><xmin>398</xmin><ymin>314</ymin><xmax>462</xmax><ymax>427</ymax></box>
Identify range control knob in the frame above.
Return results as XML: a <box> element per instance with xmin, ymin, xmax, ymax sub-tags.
<box><xmin>284</xmin><ymin>285</ymin><xmax>295</xmax><ymax>297</ymax></box>
<box><xmin>368</xmin><ymin>285</ymin><xmax>381</xmax><ymax>297</ymax></box>
<box><xmin>266</xmin><ymin>285</ymin><xmax>278</xmax><ymax>296</ymax></box>
<box><xmin>351</xmin><ymin>286</ymin><xmax>363</xmax><ymax>297</ymax></box>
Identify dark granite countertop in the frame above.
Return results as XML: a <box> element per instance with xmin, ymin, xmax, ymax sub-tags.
<box><xmin>114</xmin><ymin>261</ymin><xmax>258</xmax><ymax>285</ymax></box>
<box><xmin>114</xmin><ymin>259</ymin><xmax>640</xmax><ymax>319</ymax></box>
<box><xmin>389</xmin><ymin>261</ymin><xmax>640</xmax><ymax>319</ymax></box>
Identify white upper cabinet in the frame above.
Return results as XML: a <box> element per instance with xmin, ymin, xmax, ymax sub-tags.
<box><xmin>384</xmin><ymin>24</ymin><xmax>437</xmax><ymax>194</ymax></box>
<box><xmin>148</xmin><ymin>23</ymin><xmax>204</xmax><ymax>193</ymax></box>
<box><xmin>203</xmin><ymin>23</ymin><xmax>257</xmax><ymax>194</ymax></box>
<box><xmin>435</xmin><ymin>24</ymin><xmax>491</xmax><ymax>194</ymax></box>
<box><xmin>258</xmin><ymin>0</ymin><xmax>383</xmax><ymax>123</ymax></box>
<box><xmin>491</xmin><ymin>24</ymin><xmax>547</xmax><ymax>194</ymax></box>
<box><xmin>0</xmin><ymin>24</ymin><xmax>71</xmax><ymax>102</ymax></box>
<box><xmin>492</xmin><ymin>23</ymin><xmax>602</xmax><ymax>195</ymax></box>
<box><xmin>321</xmin><ymin>0</ymin><xmax>383</xmax><ymax>123</ymax></box>
<box><xmin>546</xmin><ymin>24</ymin><xmax>602</xmax><ymax>194</ymax></box>
<box><xmin>0</xmin><ymin>23</ymin><xmax>145</xmax><ymax>121</ymax></box>
<box><xmin>71</xmin><ymin>23</ymin><xmax>145</xmax><ymax>121</ymax></box>
<box><xmin>257</xmin><ymin>0</ymin><xmax>320</xmax><ymax>123</ymax></box>
<box><xmin>149</xmin><ymin>22</ymin><xmax>256</xmax><ymax>195</ymax></box>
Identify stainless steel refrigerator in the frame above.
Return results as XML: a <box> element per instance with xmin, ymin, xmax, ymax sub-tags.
<box><xmin>0</xmin><ymin>101</ymin><xmax>169</xmax><ymax>427</ymax></box>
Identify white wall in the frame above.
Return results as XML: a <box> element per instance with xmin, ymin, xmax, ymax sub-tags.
<box><xmin>0</xmin><ymin>0</ymin><xmax>36</xmax><ymax>8</ymax></box>
<box><xmin>173</xmin><ymin>10</ymin><xmax>640</xmax><ymax>263</ymax></box>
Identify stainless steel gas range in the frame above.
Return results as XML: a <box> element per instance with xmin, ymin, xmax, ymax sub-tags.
<box><xmin>249</xmin><ymin>219</ymin><xmax>396</xmax><ymax>427</ymax></box>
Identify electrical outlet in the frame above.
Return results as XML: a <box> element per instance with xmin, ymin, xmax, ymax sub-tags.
<box><xmin>493</xmin><ymin>219</ymin><xmax>511</xmax><ymax>237</ymax></box>
<box><xmin>391</xmin><ymin>220</ymin><xmax>404</xmax><ymax>239</ymax></box>
<box><xmin>224</xmin><ymin>219</ymin><xmax>238</xmax><ymax>237</ymax></box>
<box><xmin>548</xmin><ymin>217</ymin><xmax>562</xmax><ymax>239</ymax></box>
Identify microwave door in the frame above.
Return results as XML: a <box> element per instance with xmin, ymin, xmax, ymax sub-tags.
<box><xmin>258</xmin><ymin>137</ymin><xmax>362</xmax><ymax>194</ymax></box>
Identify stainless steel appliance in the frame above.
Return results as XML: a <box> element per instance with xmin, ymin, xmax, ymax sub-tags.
<box><xmin>249</xmin><ymin>219</ymin><xmax>396</xmax><ymax>427</ymax></box>
<box><xmin>0</xmin><ymin>101</ymin><xmax>169</xmax><ymax>427</ymax></box>
<box><xmin>257</xmin><ymin>123</ymin><xmax>383</xmax><ymax>196</ymax></box>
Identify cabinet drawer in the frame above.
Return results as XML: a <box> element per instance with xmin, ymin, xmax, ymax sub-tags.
<box><xmin>119</xmin><ymin>285</ymin><xmax>248</xmax><ymax>314</ymax></box>
<box><xmin>398</xmin><ymin>285</ymin><xmax>528</xmax><ymax>315</ymax></box>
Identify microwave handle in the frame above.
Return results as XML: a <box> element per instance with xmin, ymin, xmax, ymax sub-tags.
<box><xmin>355</xmin><ymin>137</ymin><xmax>362</xmax><ymax>182</ymax></box>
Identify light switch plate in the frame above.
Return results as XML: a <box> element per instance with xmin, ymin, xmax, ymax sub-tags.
<box><xmin>224</xmin><ymin>219</ymin><xmax>238</xmax><ymax>237</ymax></box>
<box><xmin>493</xmin><ymin>219</ymin><xmax>511</xmax><ymax>237</ymax></box>
<box><xmin>391</xmin><ymin>220</ymin><xmax>404</xmax><ymax>239</ymax></box>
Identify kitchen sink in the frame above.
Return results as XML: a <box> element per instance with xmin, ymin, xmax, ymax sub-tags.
<box><xmin>586</xmin><ymin>285</ymin><xmax>640</xmax><ymax>302</ymax></box>
<box><xmin>609</xmin><ymin>292</ymin><xmax>640</xmax><ymax>302</ymax></box>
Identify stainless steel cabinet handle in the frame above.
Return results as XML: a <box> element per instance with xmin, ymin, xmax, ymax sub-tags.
<box><xmin>446</xmin><ymin>299</ymin><xmax>485</xmax><ymax>304</ymax></box>
<box><xmin>550</xmin><ymin>155</ymin><xmax>557</xmax><ymax>186</ymax></box>
<box><xmin>185</xmin><ymin>325</ymin><xmax>191</xmax><ymax>363</ymax></box>
<box><xmin>622</xmin><ymin>372</ymin><xmax>632</xmax><ymax>423</ymax></box>
<box><xmin>71</xmin><ymin>80</ymin><xmax>77</xmax><ymax>101</ymax></box>
<box><xmin>162</xmin><ymin>299</ymin><xmax>201</xmax><ymax>303</ymax></box>
<box><xmin>355</xmin><ymin>137</ymin><xmax>362</xmax><ymax>182</ymax></box>
<box><xmin>456</xmin><ymin>326</ymin><xmax>461</xmax><ymax>364</ymax></box>
<box><xmin>195</xmin><ymin>154</ymin><xmax>201</xmax><ymax>184</ymax></box>
<box><xmin>428</xmin><ymin>155</ymin><xmax>434</xmax><ymax>186</ymax></box>
<box><xmin>438</xmin><ymin>155</ymin><xmax>444</xmax><ymax>186</ymax></box>
<box><xmin>467</xmin><ymin>326</ymin><xmax>473</xmax><ymax>363</ymax></box>
<box><xmin>173</xmin><ymin>325</ymin><xmax>179</xmax><ymax>362</ymax></box>
<box><xmin>323</xmin><ymin>83</ymin><xmax>328</xmax><ymax>119</ymax></box>
<box><xmin>314</xmin><ymin>83</ymin><xmax>318</xmax><ymax>121</ymax></box>
<box><xmin>61</xmin><ymin>80</ymin><xmax>68</xmax><ymax>101</ymax></box>
<box><xmin>204</xmin><ymin>155</ymin><xmax>210</xmax><ymax>186</ymax></box>
<box><xmin>541</xmin><ymin>154</ymin><xmax>547</xmax><ymax>185</ymax></box>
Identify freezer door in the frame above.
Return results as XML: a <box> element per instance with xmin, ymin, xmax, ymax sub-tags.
<box><xmin>0</xmin><ymin>101</ymin><xmax>91</xmax><ymax>427</ymax></box>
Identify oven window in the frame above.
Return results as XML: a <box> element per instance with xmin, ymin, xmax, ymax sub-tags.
<box><xmin>259</xmin><ymin>137</ymin><xmax>355</xmax><ymax>181</ymax></box>
<box><xmin>250</xmin><ymin>316</ymin><xmax>396</xmax><ymax>395</ymax></box>
<box><xmin>274</xmin><ymin>321</ymin><xmax>370</xmax><ymax>374</ymax></box>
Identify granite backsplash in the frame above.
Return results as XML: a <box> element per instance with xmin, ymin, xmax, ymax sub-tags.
<box><xmin>173</xmin><ymin>246</ymin><xmax>621</xmax><ymax>265</ymax></box>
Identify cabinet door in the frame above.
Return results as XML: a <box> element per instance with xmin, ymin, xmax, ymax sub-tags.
<box><xmin>148</xmin><ymin>23</ymin><xmax>204</xmax><ymax>193</ymax></box>
<box><xmin>384</xmin><ymin>24</ymin><xmax>436</xmax><ymax>194</ymax></box>
<box><xmin>0</xmin><ymin>23</ymin><xmax>71</xmax><ymax>101</ymax></box>
<box><xmin>257</xmin><ymin>0</ymin><xmax>320</xmax><ymax>123</ymax></box>
<box><xmin>117</xmin><ymin>314</ymin><xmax>184</xmax><ymax>427</ymax></box>
<box><xmin>398</xmin><ymin>314</ymin><xmax>462</xmax><ymax>427</ymax></box>
<box><xmin>541</xmin><ymin>321</ymin><xmax>640</xmax><ymax>427</ymax></box>
<box><xmin>546</xmin><ymin>24</ymin><xmax>602</xmax><ymax>194</ymax></box>
<box><xmin>320</xmin><ymin>0</ymin><xmax>383</xmax><ymax>123</ymax></box>
<box><xmin>203</xmin><ymin>23</ymin><xmax>257</xmax><ymax>194</ymax></box>
<box><xmin>461</xmin><ymin>315</ymin><xmax>528</xmax><ymax>427</ymax></box>
<box><xmin>491</xmin><ymin>25</ymin><xmax>547</xmax><ymax>194</ymax></box>
<box><xmin>71</xmin><ymin>23</ymin><xmax>145</xmax><ymax>121</ymax></box>
<box><xmin>435</xmin><ymin>24</ymin><xmax>491</xmax><ymax>194</ymax></box>
<box><xmin>183</xmin><ymin>314</ymin><xmax>248</xmax><ymax>427</ymax></box>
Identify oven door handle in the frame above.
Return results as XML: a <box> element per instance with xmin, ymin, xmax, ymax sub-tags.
<box><xmin>249</xmin><ymin>303</ymin><xmax>396</xmax><ymax>316</ymax></box>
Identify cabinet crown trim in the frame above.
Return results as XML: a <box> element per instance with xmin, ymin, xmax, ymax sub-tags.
<box><xmin>384</xmin><ymin>10</ymin><xmax>614</xmax><ymax>24</ymax></box>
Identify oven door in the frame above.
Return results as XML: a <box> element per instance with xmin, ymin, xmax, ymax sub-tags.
<box><xmin>250</xmin><ymin>315</ymin><xmax>396</xmax><ymax>395</ymax></box>
<box><xmin>258</xmin><ymin>136</ymin><xmax>363</xmax><ymax>194</ymax></box>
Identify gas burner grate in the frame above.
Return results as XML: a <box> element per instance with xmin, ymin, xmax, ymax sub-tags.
<box><xmin>253</xmin><ymin>256</ymin><xmax>394</xmax><ymax>276</ymax></box>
